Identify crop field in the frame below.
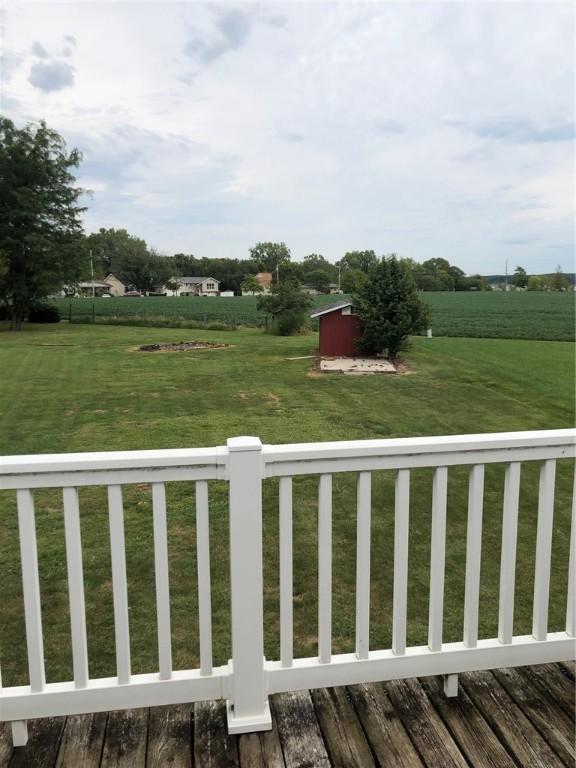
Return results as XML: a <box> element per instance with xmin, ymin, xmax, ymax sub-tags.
<box><xmin>0</xmin><ymin>323</ymin><xmax>574</xmax><ymax>687</ymax></box>
<box><xmin>54</xmin><ymin>290</ymin><xmax>575</xmax><ymax>341</ymax></box>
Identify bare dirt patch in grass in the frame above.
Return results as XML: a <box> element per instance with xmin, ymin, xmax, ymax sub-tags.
<box><xmin>138</xmin><ymin>340</ymin><xmax>231</xmax><ymax>352</ymax></box>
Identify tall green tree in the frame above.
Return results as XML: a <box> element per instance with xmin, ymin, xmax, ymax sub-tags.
<box><xmin>249</xmin><ymin>242</ymin><xmax>291</xmax><ymax>274</ymax></box>
<box><xmin>0</xmin><ymin>118</ymin><xmax>86</xmax><ymax>328</ymax></box>
<box><xmin>511</xmin><ymin>266</ymin><xmax>528</xmax><ymax>288</ymax></box>
<box><xmin>552</xmin><ymin>266</ymin><xmax>569</xmax><ymax>291</ymax></box>
<box><xmin>355</xmin><ymin>255</ymin><xmax>429</xmax><ymax>358</ymax></box>
<box><xmin>257</xmin><ymin>280</ymin><xmax>312</xmax><ymax>335</ymax></box>
<box><xmin>340</xmin><ymin>250</ymin><xmax>378</xmax><ymax>274</ymax></box>
<box><xmin>241</xmin><ymin>274</ymin><xmax>263</xmax><ymax>294</ymax></box>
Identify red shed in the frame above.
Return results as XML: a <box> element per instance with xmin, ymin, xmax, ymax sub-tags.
<box><xmin>311</xmin><ymin>300</ymin><xmax>363</xmax><ymax>357</ymax></box>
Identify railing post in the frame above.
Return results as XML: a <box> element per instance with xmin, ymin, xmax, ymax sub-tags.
<box><xmin>226</xmin><ymin>437</ymin><xmax>271</xmax><ymax>734</ymax></box>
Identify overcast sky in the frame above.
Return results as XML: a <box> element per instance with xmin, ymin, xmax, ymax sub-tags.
<box><xmin>1</xmin><ymin>1</ymin><xmax>574</xmax><ymax>273</ymax></box>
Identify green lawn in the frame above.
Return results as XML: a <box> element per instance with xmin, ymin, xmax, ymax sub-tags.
<box><xmin>55</xmin><ymin>289</ymin><xmax>576</xmax><ymax>341</ymax></box>
<box><xmin>0</xmin><ymin>323</ymin><xmax>574</xmax><ymax>687</ymax></box>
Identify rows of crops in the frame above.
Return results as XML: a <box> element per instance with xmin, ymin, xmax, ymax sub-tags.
<box><xmin>54</xmin><ymin>291</ymin><xmax>575</xmax><ymax>341</ymax></box>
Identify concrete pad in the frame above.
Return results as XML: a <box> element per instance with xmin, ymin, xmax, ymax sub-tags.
<box><xmin>319</xmin><ymin>357</ymin><xmax>396</xmax><ymax>374</ymax></box>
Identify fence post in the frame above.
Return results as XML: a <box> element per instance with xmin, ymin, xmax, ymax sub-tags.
<box><xmin>226</xmin><ymin>436</ymin><xmax>271</xmax><ymax>734</ymax></box>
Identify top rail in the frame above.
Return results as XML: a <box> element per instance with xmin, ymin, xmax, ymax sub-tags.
<box><xmin>1</xmin><ymin>430</ymin><xmax>574</xmax><ymax>489</ymax></box>
<box><xmin>262</xmin><ymin>429</ymin><xmax>576</xmax><ymax>477</ymax></box>
<box><xmin>0</xmin><ymin>446</ymin><xmax>228</xmax><ymax>490</ymax></box>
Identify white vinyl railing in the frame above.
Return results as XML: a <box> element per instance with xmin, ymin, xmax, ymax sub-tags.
<box><xmin>0</xmin><ymin>429</ymin><xmax>574</xmax><ymax>746</ymax></box>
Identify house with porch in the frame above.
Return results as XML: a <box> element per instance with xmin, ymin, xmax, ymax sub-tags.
<box><xmin>166</xmin><ymin>276</ymin><xmax>220</xmax><ymax>296</ymax></box>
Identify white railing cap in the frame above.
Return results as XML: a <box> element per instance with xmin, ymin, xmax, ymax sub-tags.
<box><xmin>0</xmin><ymin>445</ymin><xmax>227</xmax><ymax>477</ymax></box>
<box><xmin>261</xmin><ymin>429</ymin><xmax>576</xmax><ymax>463</ymax></box>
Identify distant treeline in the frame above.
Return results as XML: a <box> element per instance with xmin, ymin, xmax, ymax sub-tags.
<box><xmin>81</xmin><ymin>229</ymin><xmax>571</xmax><ymax>295</ymax></box>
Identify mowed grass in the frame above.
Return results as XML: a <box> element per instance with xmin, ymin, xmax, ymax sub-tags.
<box><xmin>0</xmin><ymin>323</ymin><xmax>573</xmax><ymax>687</ymax></box>
<box><xmin>55</xmin><ymin>289</ymin><xmax>576</xmax><ymax>341</ymax></box>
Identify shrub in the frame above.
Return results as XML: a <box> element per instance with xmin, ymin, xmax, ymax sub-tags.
<box><xmin>355</xmin><ymin>256</ymin><xmax>429</xmax><ymax>358</ymax></box>
<box><xmin>28</xmin><ymin>303</ymin><xmax>61</xmax><ymax>323</ymax></box>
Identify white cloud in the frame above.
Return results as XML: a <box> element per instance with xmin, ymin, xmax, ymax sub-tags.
<box><xmin>1</xmin><ymin>1</ymin><xmax>574</xmax><ymax>272</ymax></box>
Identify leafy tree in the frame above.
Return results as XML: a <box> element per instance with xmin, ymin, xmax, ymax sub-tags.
<box><xmin>527</xmin><ymin>275</ymin><xmax>546</xmax><ymax>291</ymax></box>
<box><xmin>468</xmin><ymin>274</ymin><xmax>488</xmax><ymax>291</ymax></box>
<box><xmin>552</xmin><ymin>266</ymin><xmax>569</xmax><ymax>291</ymax></box>
<box><xmin>354</xmin><ymin>255</ymin><xmax>430</xmax><ymax>358</ymax></box>
<box><xmin>305</xmin><ymin>269</ymin><xmax>331</xmax><ymax>293</ymax></box>
<box><xmin>300</xmin><ymin>253</ymin><xmax>336</xmax><ymax>286</ymax></box>
<box><xmin>340</xmin><ymin>250</ymin><xmax>378</xmax><ymax>274</ymax></box>
<box><xmin>257</xmin><ymin>280</ymin><xmax>312</xmax><ymax>335</ymax></box>
<box><xmin>165</xmin><ymin>278</ymin><xmax>180</xmax><ymax>295</ymax></box>
<box><xmin>0</xmin><ymin>118</ymin><xmax>86</xmax><ymax>328</ymax></box>
<box><xmin>511</xmin><ymin>266</ymin><xmax>528</xmax><ymax>289</ymax></box>
<box><xmin>340</xmin><ymin>268</ymin><xmax>367</xmax><ymax>294</ymax></box>
<box><xmin>249</xmin><ymin>242</ymin><xmax>291</xmax><ymax>273</ymax></box>
<box><xmin>241</xmin><ymin>274</ymin><xmax>263</xmax><ymax>294</ymax></box>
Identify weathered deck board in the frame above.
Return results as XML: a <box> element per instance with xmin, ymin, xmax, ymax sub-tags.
<box><xmin>520</xmin><ymin>663</ymin><xmax>576</xmax><ymax>720</ymax></box>
<box><xmin>0</xmin><ymin>663</ymin><xmax>573</xmax><ymax>767</ymax></box>
<box><xmin>310</xmin><ymin>686</ymin><xmax>375</xmax><ymax>768</ymax></box>
<box><xmin>559</xmin><ymin>660</ymin><xmax>575</xmax><ymax>679</ymax></box>
<box><xmin>387</xmin><ymin>677</ymin><xmax>469</xmax><ymax>767</ymax></box>
<box><xmin>8</xmin><ymin>716</ymin><xmax>65</xmax><ymax>768</ymax></box>
<box><xmin>347</xmin><ymin>682</ymin><xmax>423</xmax><ymax>768</ymax></box>
<box><xmin>420</xmin><ymin>675</ymin><xmax>517</xmax><ymax>768</ymax></box>
<box><xmin>237</xmin><ymin>729</ymin><xmax>285</xmax><ymax>768</ymax></box>
<box><xmin>492</xmin><ymin>667</ymin><xmax>575</xmax><ymax>766</ymax></box>
<box><xmin>55</xmin><ymin>712</ymin><xmax>108</xmax><ymax>768</ymax></box>
<box><xmin>0</xmin><ymin>724</ymin><xmax>13</xmax><ymax>767</ymax></box>
<box><xmin>147</xmin><ymin>705</ymin><xmax>192</xmax><ymax>768</ymax></box>
<box><xmin>193</xmin><ymin>701</ymin><xmax>239</xmax><ymax>768</ymax></box>
<box><xmin>461</xmin><ymin>670</ymin><xmax>565</xmax><ymax>768</ymax></box>
<box><xmin>273</xmin><ymin>691</ymin><xmax>331</xmax><ymax>768</ymax></box>
<box><xmin>100</xmin><ymin>708</ymin><xmax>148</xmax><ymax>768</ymax></box>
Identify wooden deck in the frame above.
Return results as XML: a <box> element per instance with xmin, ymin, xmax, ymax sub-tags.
<box><xmin>1</xmin><ymin>662</ymin><xmax>574</xmax><ymax>767</ymax></box>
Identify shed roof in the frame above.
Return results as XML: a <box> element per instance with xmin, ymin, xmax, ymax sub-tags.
<box><xmin>309</xmin><ymin>300</ymin><xmax>353</xmax><ymax>318</ymax></box>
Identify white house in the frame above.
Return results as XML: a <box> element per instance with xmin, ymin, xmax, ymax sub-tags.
<box><xmin>166</xmin><ymin>277</ymin><xmax>220</xmax><ymax>296</ymax></box>
<box><xmin>103</xmin><ymin>273</ymin><xmax>137</xmax><ymax>296</ymax></box>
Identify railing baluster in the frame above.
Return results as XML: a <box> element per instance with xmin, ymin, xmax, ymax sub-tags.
<box><xmin>428</xmin><ymin>466</ymin><xmax>448</xmax><ymax>652</ymax></box>
<box><xmin>533</xmin><ymin>459</ymin><xmax>556</xmax><ymax>641</ymax></box>
<box><xmin>63</xmin><ymin>487</ymin><xmax>89</xmax><ymax>687</ymax></box>
<box><xmin>107</xmin><ymin>485</ymin><xmax>131</xmax><ymax>684</ymax></box>
<box><xmin>392</xmin><ymin>469</ymin><xmax>410</xmax><ymax>655</ymax></box>
<box><xmin>463</xmin><ymin>464</ymin><xmax>485</xmax><ymax>648</ymax></box>
<box><xmin>17</xmin><ymin>489</ymin><xmax>45</xmax><ymax>692</ymax></box>
<box><xmin>566</xmin><ymin>466</ymin><xmax>576</xmax><ymax>637</ymax></box>
<box><xmin>355</xmin><ymin>472</ymin><xmax>371</xmax><ymax>660</ymax></box>
<box><xmin>318</xmin><ymin>474</ymin><xmax>332</xmax><ymax>664</ymax></box>
<box><xmin>196</xmin><ymin>480</ymin><xmax>213</xmax><ymax>676</ymax></box>
<box><xmin>498</xmin><ymin>462</ymin><xmax>521</xmax><ymax>645</ymax></box>
<box><xmin>152</xmin><ymin>483</ymin><xmax>172</xmax><ymax>680</ymax></box>
<box><xmin>279</xmin><ymin>476</ymin><xmax>293</xmax><ymax>667</ymax></box>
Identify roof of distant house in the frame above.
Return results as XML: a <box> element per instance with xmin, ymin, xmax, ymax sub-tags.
<box><xmin>309</xmin><ymin>300</ymin><xmax>352</xmax><ymax>318</ymax></box>
<box><xmin>177</xmin><ymin>276</ymin><xmax>219</xmax><ymax>284</ymax></box>
<box><xmin>105</xmin><ymin>272</ymin><xmax>133</xmax><ymax>286</ymax></box>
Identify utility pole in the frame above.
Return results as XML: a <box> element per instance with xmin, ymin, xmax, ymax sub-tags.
<box><xmin>90</xmin><ymin>249</ymin><xmax>95</xmax><ymax>298</ymax></box>
<box><xmin>504</xmin><ymin>259</ymin><xmax>508</xmax><ymax>292</ymax></box>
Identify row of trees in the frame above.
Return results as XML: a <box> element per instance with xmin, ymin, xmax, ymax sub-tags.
<box><xmin>0</xmin><ymin>117</ymin><xmax>570</xmax><ymax>329</ymax></box>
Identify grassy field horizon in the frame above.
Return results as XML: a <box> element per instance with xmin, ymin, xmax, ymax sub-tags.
<box><xmin>0</xmin><ymin>323</ymin><xmax>574</xmax><ymax>690</ymax></box>
<box><xmin>53</xmin><ymin>289</ymin><xmax>576</xmax><ymax>341</ymax></box>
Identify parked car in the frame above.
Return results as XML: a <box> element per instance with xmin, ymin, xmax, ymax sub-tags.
<box><xmin>122</xmin><ymin>291</ymin><xmax>144</xmax><ymax>297</ymax></box>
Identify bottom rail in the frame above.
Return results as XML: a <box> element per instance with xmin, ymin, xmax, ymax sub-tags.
<box><xmin>265</xmin><ymin>632</ymin><xmax>575</xmax><ymax>693</ymax></box>
<box><xmin>0</xmin><ymin>665</ymin><xmax>230</xmax><ymax>722</ymax></box>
